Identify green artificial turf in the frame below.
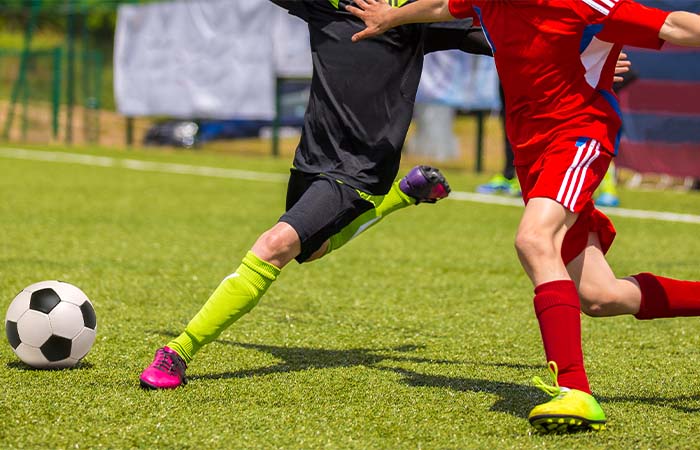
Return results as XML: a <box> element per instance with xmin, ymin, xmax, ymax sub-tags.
<box><xmin>1</xmin><ymin>145</ymin><xmax>699</xmax><ymax>449</ymax></box>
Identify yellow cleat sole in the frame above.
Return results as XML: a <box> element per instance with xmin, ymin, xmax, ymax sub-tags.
<box><xmin>530</xmin><ymin>416</ymin><xmax>606</xmax><ymax>434</ymax></box>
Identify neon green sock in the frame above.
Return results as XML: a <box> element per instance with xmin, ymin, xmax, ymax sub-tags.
<box><xmin>327</xmin><ymin>180</ymin><xmax>414</xmax><ymax>254</ymax></box>
<box><xmin>168</xmin><ymin>251</ymin><xmax>280</xmax><ymax>363</ymax></box>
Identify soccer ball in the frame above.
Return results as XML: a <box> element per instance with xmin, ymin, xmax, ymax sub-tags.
<box><xmin>5</xmin><ymin>280</ymin><xmax>97</xmax><ymax>369</ymax></box>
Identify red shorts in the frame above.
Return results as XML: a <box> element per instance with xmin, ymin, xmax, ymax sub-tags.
<box><xmin>516</xmin><ymin>137</ymin><xmax>617</xmax><ymax>265</ymax></box>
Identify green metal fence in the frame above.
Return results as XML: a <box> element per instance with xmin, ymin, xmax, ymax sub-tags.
<box><xmin>1</xmin><ymin>47</ymin><xmax>61</xmax><ymax>141</ymax></box>
<box><xmin>1</xmin><ymin>0</ymin><xmax>106</xmax><ymax>145</ymax></box>
<box><xmin>1</xmin><ymin>46</ymin><xmax>102</xmax><ymax>144</ymax></box>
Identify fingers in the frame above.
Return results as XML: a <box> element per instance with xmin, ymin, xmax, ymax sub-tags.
<box><xmin>346</xmin><ymin>0</ymin><xmax>379</xmax><ymax>18</ymax></box>
<box><xmin>615</xmin><ymin>64</ymin><xmax>630</xmax><ymax>75</ymax></box>
<box><xmin>615</xmin><ymin>50</ymin><xmax>631</xmax><ymax>77</ymax></box>
<box><xmin>346</xmin><ymin>4</ymin><xmax>364</xmax><ymax>19</ymax></box>
<box><xmin>617</xmin><ymin>52</ymin><xmax>632</xmax><ymax>70</ymax></box>
<box><xmin>346</xmin><ymin>0</ymin><xmax>390</xmax><ymax>42</ymax></box>
<box><xmin>352</xmin><ymin>28</ymin><xmax>374</xmax><ymax>42</ymax></box>
<box><xmin>614</xmin><ymin>51</ymin><xmax>630</xmax><ymax>82</ymax></box>
<box><xmin>348</xmin><ymin>0</ymin><xmax>371</xmax><ymax>11</ymax></box>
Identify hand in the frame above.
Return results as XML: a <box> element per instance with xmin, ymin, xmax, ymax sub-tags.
<box><xmin>614</xmin><ymin>52</ymin><xmax>631</xmax><ymax>84</ymax></box>
<box><xmin>346</xmin><ymin>0</ymin><xmax>395</xmax><ymax>42</ymax></box>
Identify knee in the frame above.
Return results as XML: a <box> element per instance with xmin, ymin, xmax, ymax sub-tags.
<box><xmin>252</xmin><ymin>224</ymin><xmax>300</xmax><ymax>265</ymax></box>
<box><xmin>256</xmin><ymin>229</ymin><xmax>285</xmax><ymax>254</ymax></box>
<box><xmin>578</xmin><ymin>281</ymin><xmax>619</xmax><ymax>317</ymax></box>
<box><xmin>514</xmin><ymin>226</ymin><xmax>551</xmax><ymax>262</ymax></box>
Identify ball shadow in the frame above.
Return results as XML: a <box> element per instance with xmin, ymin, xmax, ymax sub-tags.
<box><xmin>6</xmin><ymin>360</ymin><xmax>95</xmax><ymax>371</ymax></box>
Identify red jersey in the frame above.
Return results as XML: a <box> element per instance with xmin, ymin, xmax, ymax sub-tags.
<box><xmin>448</xmin><ymin>0</ymin><xmax>670</xmax><ymax>165</ymax></box>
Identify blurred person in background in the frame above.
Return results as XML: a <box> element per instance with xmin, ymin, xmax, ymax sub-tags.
<box><xmin>595</xmin><ymin>62</ymin><xmax>639</xmax><ymax>207</ymax></box>
<box><xmin>476</xmin><ymin>82</ymin><xmax>520</xmax><ymax>196</ymax></box>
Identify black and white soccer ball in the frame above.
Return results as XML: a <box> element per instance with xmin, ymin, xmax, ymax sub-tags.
<box><xmin>5</xmin><ymin>280</ymin><xmax>97</xmax><ymax>369</ymax></box>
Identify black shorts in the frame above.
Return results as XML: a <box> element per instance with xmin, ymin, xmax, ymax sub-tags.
<box><xmin>279</xmin><ymin>169</ymin><xmax>374</xmax><ymax>263</ymax></box>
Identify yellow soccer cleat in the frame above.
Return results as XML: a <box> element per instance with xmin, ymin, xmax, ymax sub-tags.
<box><xmin>528</xmin><ymin>362</ymin><xmax>606</xmax><ymax>434</ymax></box>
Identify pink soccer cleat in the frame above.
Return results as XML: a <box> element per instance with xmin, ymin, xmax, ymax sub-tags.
<box><xmin>139</xmin><ymin>346</ymin><xmax>188</xmax><ymax>389</ymax></box>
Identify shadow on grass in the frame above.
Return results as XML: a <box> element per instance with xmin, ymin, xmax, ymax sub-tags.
<box><xmin>151</xmin><ymin>330</ymin><xmax>700</xmax><ymax>416</ymax></box>
<box><xmin>386</xmin><ymin>367</ymin><xmax>535</xmax><ymax>417</ymax></box>
<box><xmin>6</xmin><ymin>360</ymin><xmax>95</xmax><ymax>371</ymax></box>
<box><xmin>483</xmin><ymin>362</ymin><xmax>542</xmax><ymax>370</ymax></box>
<box><xmin>197</xmin><ymin>340</ymin><xmax>460</xmax><ymax>377</ymax></box>
<box><xmin>599</xmin><ymin>393</ymin><xmax>700</xmax><ymax>413</ymax></box>
<box><xmin>152</xmin><ymin>330</ymin><xmax>537</xmax><ymax>417</ymax></box>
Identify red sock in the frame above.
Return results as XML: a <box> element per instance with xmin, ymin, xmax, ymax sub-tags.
<box><xmin>633</xmin><ymin>273</ymin><xmax>700</xmax><ymax>320</ymax></box>
<box><xmin>534</xmin><ymin>280</ymin><xmax>591</xmax><ymax>393</ymax></box>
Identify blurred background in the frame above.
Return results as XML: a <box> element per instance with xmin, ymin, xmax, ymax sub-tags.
<box><xmin>1</xmin><ymin>0</ymin><xmax>698</xmax><ymax>194</ymax></box>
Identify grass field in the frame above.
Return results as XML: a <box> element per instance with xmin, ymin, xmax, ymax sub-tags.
<box><xmin>1</xmin><ymin>144</ymin><xmax>699</xmax><ymax>449</ymax></box>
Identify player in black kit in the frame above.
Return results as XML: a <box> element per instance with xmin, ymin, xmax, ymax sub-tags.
<box><xmin>139</xmin><ymin>0</ymin><xmax>491</xmax><ymax>389</ymax></box>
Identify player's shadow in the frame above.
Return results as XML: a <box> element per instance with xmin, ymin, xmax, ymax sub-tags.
<box><xmin>385</xmin><ymin>367</ymin><xmax>536</xmax><ymax>417</ymax></box>
<box><xmin>193</xmin><ymin>340</ymin><xmax>461</xmax><ymax>378</ymax></box>
<box><xmin>154</xmin><ymin>330</ymin><xmax>535</xmax><ymax>418</ymax></box>
<box><xmin>598</xmin><ymin>393</ymin><xmax>700</xmax><ymax>414</ymax></box>
<box><xmin>153</xmin><ymin>330</ymin><xmax>700</xmax><ymax>416</ymax></box>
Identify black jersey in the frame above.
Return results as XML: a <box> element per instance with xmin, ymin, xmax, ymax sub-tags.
<box><xmin>272</xmin><ymin>0</ymin><xmax>487</xmax><ymax>194</ymax></box>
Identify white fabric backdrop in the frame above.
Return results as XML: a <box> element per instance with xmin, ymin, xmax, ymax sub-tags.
<box><xmin>418</xmin><ymin>50</ymin><xmax>500</xmax><ymax>110</ymax></box>
<box><xmin>114</xmin><ymin>0</ymin><xmax>498</xmax><ymax>119</ymax></box>
<box><xmin>114</xmin><ymin>0</ymin><xmax>311</xmax><ymax>119</ymax></box>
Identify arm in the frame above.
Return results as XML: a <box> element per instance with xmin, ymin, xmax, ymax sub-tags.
<box><xmin>346</xmin><ymin>0</ymin><xmax>453</xmax><ymax>42</ymax></box>
<box><xmin>424</xmin><ymin>24</ymin><xmax>492</xmax><ymax>55</ymax></box>
<box><xmin>659</xmin><ymin>11</ymin><xmax>700</xmax><ymax>46</ymax></box>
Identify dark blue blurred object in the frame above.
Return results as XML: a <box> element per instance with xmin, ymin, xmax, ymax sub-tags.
<box><xmin>143</xmin><ymin>78</ymin><xmax>310</xmax><ymax>148</ymax></box>
<box><xmin>143</xmin><ymin>117</ymin><xmax>306</xmax><ymax>148</ymax></box>
<box><xmin>143</xmin><ymin>121</ymin><xmax>200</xmax><ymax>148</ymax></box>
<box><xmin>198</xmin><ymin>120</ymin><xmax>269</xmax><ymax>142</ymax></box>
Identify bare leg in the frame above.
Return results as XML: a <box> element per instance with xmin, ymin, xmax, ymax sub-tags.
<box><xmin>251</xmin><ymin>222</ymin><xmax>302</xmax><ymax>268</ymax></box>
<box><xmin>515</xmin><ymin>197</ymin><xmax>590</xmax><ymax>392</ymax></box>
<box><xmin>515</xmin><ymin>197</ymin><xmax>578</xmax><ymax>286</ymax></box>
<box><xmin>566</xmin><ymin>232</ymin><xmax>642</xmax><ymax>317</ymax></box>
<box><xmin>568</xmin><ymin>232</ymin><xmax>700</xmax><ymax>319</ymax></box>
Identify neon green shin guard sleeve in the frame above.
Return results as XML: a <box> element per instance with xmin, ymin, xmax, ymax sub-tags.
<box><xmin>327</xmin><ymin>181</ymin><xmax>414</xmax><ymax>254</ymax></box>
<box><xmin>168</xmin><ymin>251</ymin><xmax>280</xmax><ymax>363</ymax></box>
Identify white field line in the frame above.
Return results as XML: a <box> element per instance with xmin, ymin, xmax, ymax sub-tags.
<box><xmin>0</xmin><ymin>147</ymin><xmax>288</xmax><ymax>183</ymax></box>
<box><xmin>450</xmin><ymin>191</ymin><xmax>700</xmax><ymax>224</ymax></box>
<box><xmin>2</xmin><ymin>146</ymin><xmax>699</xmax><ymax>225</ymax></box>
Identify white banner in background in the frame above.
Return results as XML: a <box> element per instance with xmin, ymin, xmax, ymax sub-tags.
<box><xmin>114</xmin><ymin>0</ymin><xmax>499</xmax><ymax>119</ymax></box>
<box><xmin>114</xmin><ymin>0</ymin><xmax>312</xmax><ymax>119</ymax></box>
<box><xmin>418</xmin><ymin>50</ymin><xmax>500</xmax><ymax>111</ymax></box>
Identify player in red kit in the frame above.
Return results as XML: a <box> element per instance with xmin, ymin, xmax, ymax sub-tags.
<box><xmin>348</xmin><ymin>0</ymin><xmax>700</xmax><ymax>433</ymax></box>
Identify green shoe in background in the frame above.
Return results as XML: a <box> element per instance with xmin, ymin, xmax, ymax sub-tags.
<box><xmin>595</xmin><ymin>162</ymin><xmax>620</xmax><ymax>207</ymax></box>
<box><xmin>507</xmin><ymin>177</ymin><xmax>521</xmax><ymax>197</ymax></box>
<box><xmin>477</xmin><ymin>174</ymin><xmax>513</xmax><ymax>194</ymax></box>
